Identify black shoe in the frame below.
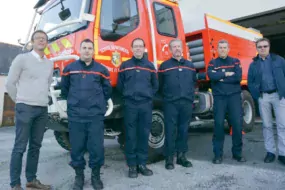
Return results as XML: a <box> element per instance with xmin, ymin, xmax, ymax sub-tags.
<box><xmin>137</xmin><ymin>165</ymin><xmax>153</xmax><ymax>176</ymax></box>
<box><xmin>278</xmin><ymin>155</ymin><xmax>285</xmax><ymax>165</ymax></box>
<box><xmin>73</xmin><ymin>168</ymin><xmax>84</xmax><ymax>190</ymax></box>
<box><xmin>165</xmin><ymin>156</ymin><xmax>174</xmax><ymax>170</ymax></box>
<box><xmin>177</xmin><ymin>153</ymin><xmax>193</xmax><ymax>167</ymax></box>
<box><xmin>91</xmin><ymin>167</ymin><xmax>103</xmax><ymax>190</ymax></box>
<box><xmin>128</xmin><ymin>166</ymin><xmax>138</xmax><ymax>178</ymax></box>
<box><xmin>233</xmin><ymin>155</ymin><xmax>246</xmax><ymax>162</ymax></box>
<box><xmin>264</xmin><ymin>152</ymin><xmax>276</xmax><ymax>163</ymax></box>
<box><xmin>212</xmin><ymin>156</ymin><xmax>223</xmax><ymax>164</ymax></box>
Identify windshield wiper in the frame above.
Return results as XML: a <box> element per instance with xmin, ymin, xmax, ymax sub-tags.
<box><xmin>48</xmin><ymin>31</ymin><xmax>72</xmax><ymax>42</ymax></box>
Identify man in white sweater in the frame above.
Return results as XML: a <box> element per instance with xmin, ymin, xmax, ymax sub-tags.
<box><xmin>5</xmin><ymin>30</ymin><xmax>53</xmax><ymax>190</ymax></box>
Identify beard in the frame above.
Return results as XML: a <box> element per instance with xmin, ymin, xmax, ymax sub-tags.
<box><xmin>174</xmin><ymin>51</ymin><xmax>181</xmax><ymax>57</ymax></box>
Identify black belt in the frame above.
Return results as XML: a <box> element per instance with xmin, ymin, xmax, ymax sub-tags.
<box><xmin>262</xmin><ymin>89</ymin><xmax>277</xmax><ymax>94</ymax></box>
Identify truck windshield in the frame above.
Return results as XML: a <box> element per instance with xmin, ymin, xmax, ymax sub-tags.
<box><xmin>37</xmin><ymin>0</ymin><xmax>90</xmax><ymax>40</ymax></box>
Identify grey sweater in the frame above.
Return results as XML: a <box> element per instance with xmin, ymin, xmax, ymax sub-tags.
<box><xmin>5</xmin><ymin>51</ymin><xmax>54</xmax><ymax>106</ymax></box>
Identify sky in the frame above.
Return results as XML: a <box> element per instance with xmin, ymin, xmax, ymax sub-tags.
<box><xmin>0</xmin><ymin>0</ymin><xmax>38</xmax><ymax>45</ymax></box>
<box><xmin>0</xmin><ymin>0</ymin><xmax>284</xmax><ymax>46</ymax></box>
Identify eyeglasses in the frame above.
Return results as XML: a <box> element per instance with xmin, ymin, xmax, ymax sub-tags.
<box><xmin>257</xmin><ymin>45</ymin><xmax>269</xmax><ymax>49</ymax></box>
<box><xmin>133</xmin><ymin>45</ymin><xmax>144</xmax><ymax>48</ymax></box>
<box><xmin>34</xmin><ymin>36</ymin><xmax>47</xmax><ymax>41</ymax></box>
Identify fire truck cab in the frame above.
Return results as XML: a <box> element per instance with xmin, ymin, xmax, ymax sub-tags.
<box><xmin>22</xmin><ymin>0</ymin><xmax>261</xmax><ymax>162</ymax></box>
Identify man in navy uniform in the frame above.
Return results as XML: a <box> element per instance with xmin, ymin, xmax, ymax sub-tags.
<box><xmin>117</xmin><ymin>38</ymin><xmax>159</xmax><ymax>178</ymax></box>
<box><xmin>207</xmin><ymin>39</ymin><xmax>246</xmax><ymax>164</ymax></box>
<box><xmin>158</xmin><ymin>38</ymin><xmax>196</xmax><ymax>170</ymax></box>
<box><xmin>61</xmin><ymin>39</ymin><xmax>112</xmax><ymax>190</ymax></box>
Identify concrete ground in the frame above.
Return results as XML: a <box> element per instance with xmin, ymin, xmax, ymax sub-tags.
<box><xmin>0</xmin><ymin>123</ymin><xmax>284</xmax><ymax>190</ymax></box>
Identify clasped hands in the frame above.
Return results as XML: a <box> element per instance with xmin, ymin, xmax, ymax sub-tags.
<box><xmin>211</xmin><ymin>70</ymin><xmax>235</xmax><ymax>81</ymax></box>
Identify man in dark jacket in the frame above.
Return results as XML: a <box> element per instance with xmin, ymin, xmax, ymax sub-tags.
<box><xmin>158</xmin><ymin>38</ymin><xmax>196</xmax><ymax>170</ymax></box>
<box><xmin>248</xmin><ymin>38</ymin><xmax>285</xmax><ymax>165</ymax></box>
<box><xmin>61</xmin><ymin>39</ymin><xmax>112</xmax><ymax>190</ymax></box>
<box><xmin>207</xmin><ymin>39</ymin><xmax>246</xmax><ymax>164</ymax></box>
<box><xmin>117</xmin><ymin>38</ymin><xmax>159</xmax><ymax>178</ymax></box>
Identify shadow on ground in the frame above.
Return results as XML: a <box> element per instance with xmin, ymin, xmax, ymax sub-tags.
<box><xmin>104</xmin><ymin>122</ymin><xmax>284</xmax><ymax>175</ymax></box>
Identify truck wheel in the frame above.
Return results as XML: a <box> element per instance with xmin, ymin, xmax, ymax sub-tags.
<box><xmin>148</xmin><ymin>110</ymin><xmax>165</xmax><ymax>163</ymax></box>
<box><xmin>54</xmin><ymin>131</ymin><xmax>71</xmax><ymax>151</ymax></box>
<box><xmin>242</xmin><ymin>90</ymin><xmax>256</xmax><ymax>132</ymax></box>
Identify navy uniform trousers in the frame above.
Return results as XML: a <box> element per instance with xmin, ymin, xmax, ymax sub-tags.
<box><xmin>164</xmin><ymin>99</ymin><xmax>193</xmax><ymax>157</ymax></box>
<box><xmin>68</xmin><ymin>115</ymin><xmax>104</xmax><ymax>169</ymax></box>
<box><xmin>213</xmin><ymin>92</ymin><xmax>243</xmax><ymax>157</ymax></box>
<box><xmin>124</xmin><ymin>100</ymin><xmax>153</xmax><ymax>167</ymax></box>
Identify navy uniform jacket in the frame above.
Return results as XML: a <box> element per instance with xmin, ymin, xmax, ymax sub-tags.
<box><xmin>207</xmin><ymin>56</ymin><xmax>242</xmax><ymax>96</ymax></box>
<box><xmin>117</xmin><ymin>56</ymin><xmax>159</xmax><ymax>103</ymax></box>
<box><xmin>158</xmin><ymin>57</ymin><xmax>197</xmax><ymax>102</ymax></box>
<box><xmin>61</xmin><ymin>59</ymin><xmax>112</xmax><ymax>122</ymax></box>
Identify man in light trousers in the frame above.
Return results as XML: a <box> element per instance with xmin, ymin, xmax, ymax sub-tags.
<box><xmin>248</xmin><ymin>37</ymin><xmax>285</xmax><ymax>165</ymax></box>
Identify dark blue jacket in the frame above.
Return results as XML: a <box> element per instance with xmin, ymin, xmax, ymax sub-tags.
<box><xmin>117</xmin><ymin>56</ymin><xmax>159</xmax><ymax>103</ymax></box>
<box><xmin>248</xmin><ymin>53</ymin><xmax>285</xmax><ymax>100</ymax></box>
<box><xmin>207</xmin><ymin>56</ymin><xmax>242</xmax><ymax>96</ymax></box>
<box><xmin>158</xmin><ymin>57</ymin><xmax>196</xmax><ymax>102</ymax></box>
<box><xmin>61</xmin><ymin>59</ymin><xmax>112</xmax><ymax>122</ymax></box>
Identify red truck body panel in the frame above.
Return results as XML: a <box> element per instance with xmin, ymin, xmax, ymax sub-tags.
<box><xmin>185</xmin><ymin>14</ymin><xmax>262</xmax><ymax>85</ymax></box>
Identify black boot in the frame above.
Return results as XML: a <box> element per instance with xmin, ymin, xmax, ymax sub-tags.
<box><xmin>177</xmin><ymin>152</ymin><xmax>192</xmax><ymax>167</ymax></box>
<box><xmin>137</xmin><ymin>165</ymin><xmax>153</xmax><ymax>176</ymax></box>
<box><xmin>233</xmin><ymin>155</ymin><xmax>246</xmax><ymax>162</ymax></box>
<box><xmin>165</xmin><ymin>156</ymin><xmax>174</xmax><ymax>170</ymax></box>
<box><xmin>73</xmin><ymin>168</ymin><xmax>84</xmax><ymax>190</ymax></box>
<box><xmin>91</xmin><ymin>167</ymin><xmax>103</xmax><ymax>190</ymax></box>
<box><xmin>128</xmin><ymin>166</ymin><xmax>138</xmax><ymax>178</ymax></box>
<box><xmin>212</xmin><ymin>156</ymin><xmax>223</xmax><ymax>164</ymax></box>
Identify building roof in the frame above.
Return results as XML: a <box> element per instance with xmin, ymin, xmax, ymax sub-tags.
<box><xmin>231</xmin><ymin>6</ymin><xmax>285</xmax><ymax>38</ymax></box>
<box><xmin>0</xmin><ymin>43</ymin><xmax>23</xmax><ymax>75</ymax></box>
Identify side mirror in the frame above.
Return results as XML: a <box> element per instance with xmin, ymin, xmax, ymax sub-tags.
<box><xmin>59</xmin><ymin>8</ymin><xmax>71</xmax><ymax>21</ymax></box>
<box><xmin>112</xmin><ymin>0</ymin><xmax>131</xmax><ymax>24</ymax></box>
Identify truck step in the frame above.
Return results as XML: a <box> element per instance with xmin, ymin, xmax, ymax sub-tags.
<box><xmin>104</xmin><ymin>129</ymin><xmax>121</xmax><ymax>137</ymax></box>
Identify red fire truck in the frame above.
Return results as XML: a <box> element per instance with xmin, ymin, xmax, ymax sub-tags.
<box><xmin>21</xmin><ymin>0</ymin><xmax>262</xmax><ymax>161</ymax></box>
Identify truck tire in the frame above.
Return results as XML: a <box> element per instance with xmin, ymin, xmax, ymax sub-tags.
<box><xmin>117</xmin><ymin>110</ymin><xmax>165</xmax><ymax>163</ymax></box>
<box><xmin>148</xmin><ymin>110</ymin><xmax>165</xmax><ymax>163</ymax></box>
<box><xmin>54</xmin><ymin>131</ymin><xmax>71</xmax><ymax>151</ymax></box>
<box><xmin>242</xmin><ymin>90</ymin><xmax>256</xmax><ymax>132</ymax></box>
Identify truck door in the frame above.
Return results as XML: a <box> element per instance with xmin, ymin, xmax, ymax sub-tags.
<box><xmin>146</xmin><ymin>0</ymin><xmax>186</xmax><ymax>66</ymax></box>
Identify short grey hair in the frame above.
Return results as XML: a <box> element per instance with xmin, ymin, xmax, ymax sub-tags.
<box><xmin>169</xmin><ymin>38</ymin><xmax>182</xmax><ymax>48</ymax></box>
<box><xmin>218</xmin><ymin>39</ymin><xmax>229</xmax><ymax>48</ymax></box>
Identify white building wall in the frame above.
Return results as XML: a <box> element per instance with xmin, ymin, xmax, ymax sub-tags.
<box><xmin>178</xmin><ymin>0</ymin><xmax>285</xmax><ymax>32</ymax></box>
<box><xmin>0</xmin><ymin>76</ymin><xmax>7</xmax><ymax>126</ymax></box>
